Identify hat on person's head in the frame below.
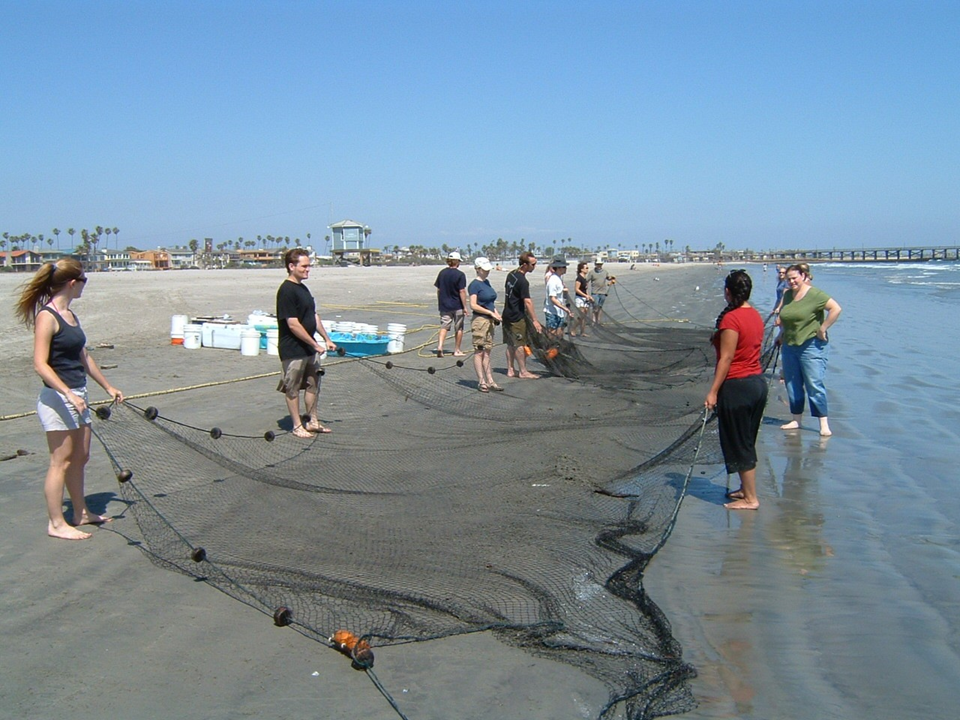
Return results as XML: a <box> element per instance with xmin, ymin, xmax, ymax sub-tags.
<box><xmin>594</xmin><ymin>257</ymin><xmax>604</xmax><ymax>265</ymax></box>
<box><xmin>550</xmin><ymin>256</ymin><xmax>568</xmax><ymax>269</ymax></box>
<box><xmin>447</xmin><ymin>251</ymin><xmax>462</xmax><ymax>261</ymax></box>
<box><xmin>474</xmin><ymin>256</ymin><xmax>493</xmax><ymax>271</ymax></box>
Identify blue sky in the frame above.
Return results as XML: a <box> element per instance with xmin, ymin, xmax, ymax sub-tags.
<box><xmin>2</xmin><ymin>0</ymin><xmax>958</xmax><ymax>253</ymax></box>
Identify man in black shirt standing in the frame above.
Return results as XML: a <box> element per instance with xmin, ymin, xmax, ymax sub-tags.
<box><xmin>276</xmin><ymin>248</ymin><xmax>337</xmax><ymax>438</ymax></box>
<box><xmin>502</xmin><ymin>251</ymin><xmax>543</xmax><ymax>379</ymax></box>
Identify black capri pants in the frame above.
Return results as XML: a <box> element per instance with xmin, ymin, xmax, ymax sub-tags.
<box><xmin>717</xmin><ymin>373</ymin><xmax>768</xmax><ymax>475</ymax></box>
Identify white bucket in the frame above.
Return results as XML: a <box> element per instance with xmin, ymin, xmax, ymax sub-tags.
<box><xmin>170</xmin><ymin>314</ymin><xmax>189</xmax><ymax>345</ymax></box>
<box><xmin>183</xmin><ymin>323</ymin><xmax>203</xmax><ymax>350</ymax></box>
<box><xmin>240</xmin><ymin>328</ymin><xmax>261</xmax><ymax>356</ymax></box>
<box><xmin>266</xmin><ymin>328</ymin><xmax>280</xmax><ymax>356</ymax></box>
<box><xmin>386</xmin><ymin>323</ymin><xmax>407</xmax><ymax>354</ymax></box>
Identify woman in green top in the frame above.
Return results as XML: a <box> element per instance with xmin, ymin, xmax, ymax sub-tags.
<box><xmin>776</xmin><ymin>263</ymin><xmax>842</xmax><ymax>436</ymax></box>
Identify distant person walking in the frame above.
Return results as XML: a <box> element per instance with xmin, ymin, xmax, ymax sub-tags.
<box><xmin>704</xmin><ymin>270</ymin><xmax>768</xmax><ymax>511</ymax></box>
<box><xmin>277</xmin><ymin>248</ymin><xmax>337</xmax><ymax>438</ymax></box>
<box><xmin>502</xmin><ymin>251</ymin><xmax>543</xmax><ymax>379</ymax></box>
<box><xmin>585</xmin><ymin>258</ymin><xmax>616</xmax><ymax>326</ymax></box>
<box><xmin>16</xmin><ymin>259</ymin><xmax>124</xmax><ymax>540</ymax></box>
<box><xmin>776</xmin><ymin>263</ymin><xmax>842</xmax><ymax>437</ymax></box>
<box><xmin>434</xmin><ymin>251</ymin><xmax>468</xmax><ymax>357</ymax></box>
<box><xmin>468</xmin><ymin>257</ymin><xmax>503</xmax><ymax>392</ymax></box>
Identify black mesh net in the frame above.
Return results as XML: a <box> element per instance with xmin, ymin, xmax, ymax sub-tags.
<box><xmin>90</xmin><ymin>274</ymin><xmax>778</xmax><ymax>720</ymax></box>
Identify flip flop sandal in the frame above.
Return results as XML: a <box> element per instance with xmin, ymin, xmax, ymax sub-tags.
<box><xmin>477</xmin><ymin>383</ymin><xmax>490</xmax><ymax>393</ymax></box>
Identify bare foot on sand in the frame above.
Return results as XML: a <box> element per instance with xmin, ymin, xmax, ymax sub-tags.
<box><xmin>724</xmin><ymin>499</ymin><xmax>760</xmax><ymax>510</ymax></box>
<box><xmin>74</xmin><ymin>510</ymin><xmax>112</xmax><ymax>526</ymax></box>
<box><xmin>518</xmin><ymin>372</ymin><xmax>539</xmax><ymax>379</ymax></box>
<box><xmin>49</xmin><ymin>523</ymin><xmax>93</xmax><ymax>540</ymax></box>
<box><xmin>725</xmin><ymin>489</ymin><xmax>745</xmax><ymax>500</ymax></box>
<box><xmin>506</xmin><ymin>369</ymin><xmax>516</xmax><ymax>378</ymax></box>
<box><xmin>452</xmin><ymin>350</ymin><xmax>466</xmax><ymax>357</ymax></box>
<box><xmin>305</xmin><ymin>421</ymin><xmax>332</xmax><ymax>434</ymax></box>
<box><xmin>292</xmin><ymin>425</ymin><xmax>313</xmax><ymax>438</ymax></box>
<box><xmin>819</xmin><ymin>418</ymin><xmax>832</xmax><ymax>436</ymax></box>
<box><xmin>780</xmin><ymin>420</ymin><xmax>800</xmax><ymax>430</ymax></box>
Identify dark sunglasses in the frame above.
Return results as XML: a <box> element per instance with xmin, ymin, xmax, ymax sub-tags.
<box><xmin>76</xmin><ymin>276</ymin><xmax>88</xmax><ymax>283</ymax></box>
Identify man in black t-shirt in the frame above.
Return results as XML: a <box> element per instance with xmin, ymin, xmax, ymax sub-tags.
<box><xmin>502</xmin><ymin>251</ymin><xmax>543</xmax><ymax>379</ymax></box>
<box><xmin>276</xmin><ymin>248</ymin><xmax>337</xmax><ymax>438</ymax></box>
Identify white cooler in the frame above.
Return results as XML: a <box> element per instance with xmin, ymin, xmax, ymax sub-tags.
<box><xmin>201</xmin><ymin>323</ymin><xmax>252</xmax><ymax>350</ymax></box>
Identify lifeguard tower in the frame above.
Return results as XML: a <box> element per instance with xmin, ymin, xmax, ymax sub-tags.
<box><xmin>330</xmin><ymin>220</ymin><xmax>380</xmax><ymax>266</ymax></box>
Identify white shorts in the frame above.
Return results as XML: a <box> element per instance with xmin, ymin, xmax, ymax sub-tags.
<box><xmin>37</xmin><ymin>386</ymin><xmax>92</xmax><ymax>432</ymax></box>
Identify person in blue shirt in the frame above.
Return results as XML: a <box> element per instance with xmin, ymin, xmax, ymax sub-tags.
<box><xmin>434</xmin><ymin>251</ymin><xmax>468</xmax><ymax>357</ymax></box>
<box><xmin>468</xmin><ymin>257</ymin><xmax>503</xmax><ymax>392</ymax></box>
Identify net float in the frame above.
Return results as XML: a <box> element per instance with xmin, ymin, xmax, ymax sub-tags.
<box><xmin>330</xmin><ymin>629</ymin><xmax>375</xmax><ymax>667</ymax></box>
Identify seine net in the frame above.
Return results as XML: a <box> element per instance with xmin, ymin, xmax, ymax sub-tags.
<box><xmin>91</xmin><ymin>271</ymin><xmax>777</xmax><ymax>720</ymax></box>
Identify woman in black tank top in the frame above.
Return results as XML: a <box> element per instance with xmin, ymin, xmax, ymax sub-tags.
<box><xmin>16</xmin><ymin>259</ymin><xmax>124</xmax><ymax>541</ymax></box>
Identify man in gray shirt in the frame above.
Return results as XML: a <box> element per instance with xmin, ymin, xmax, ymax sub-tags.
<box><xmin>585</xmin><ymin>258</ymin><xmax>616</xmax><ymax>326</ymax></box>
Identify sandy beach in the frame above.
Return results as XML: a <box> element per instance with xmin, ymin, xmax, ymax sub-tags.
<box><xmin>1</xmin><ymin>262</ymin><xmax>709</xmax><ymax>720</ymax></box>
<box><xmin>2</xmin><ymin>261</ymin><xmax>958</xmax><ymax>720</ymax></box>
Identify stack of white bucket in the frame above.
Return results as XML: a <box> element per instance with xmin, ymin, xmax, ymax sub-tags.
<box><xmin>172</xmin><ymin>315</ymin><xmax>405</xmax><ymax>355</ymax></box>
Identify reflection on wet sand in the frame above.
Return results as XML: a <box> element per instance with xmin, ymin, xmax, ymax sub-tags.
<box><xmin>767</xmin><ymin>433</ymin><xmax>834</xmax><ymax>574</ymax></box>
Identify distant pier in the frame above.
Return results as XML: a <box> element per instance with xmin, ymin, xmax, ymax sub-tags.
<box><xmin>688</xmin><ymin>245</ymin><xmax>960</xmax><ymax>264</ymax></box>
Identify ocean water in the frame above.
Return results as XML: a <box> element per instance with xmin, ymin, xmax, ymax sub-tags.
<box><xmin>653</xmin><ymin>261</ymin><xmax>960</xmax><ymax>720</ymax></box>
<box><xmin>776</xmin><ymin>262</ymin><xmax>960</xmax><ymax>718</ymax></box>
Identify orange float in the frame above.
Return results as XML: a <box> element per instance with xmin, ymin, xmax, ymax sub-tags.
<box><xmin>330</xmin><ymin>630</ymin><xmax>375</xmax><ymax>667</ymax></box>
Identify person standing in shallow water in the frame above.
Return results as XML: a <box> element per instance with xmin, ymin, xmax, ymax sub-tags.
<box><xmin>705</xmin><ymin>270</ymin><xmax>768</xmax><ymax>511</ymax></box>
<box><xmin>15</xmin><ymin>259</ymin><xmax>124</xmax><ymax>540</ymax></box>
<box><xmin>776</xmin><ymin>263</ymin><xmax>842</xmax><ymax>437</ymax></box>
<box><xmin>276</xmin><ymin>248</ymin><xmax>337</xmax><ymax>438</ymax></box>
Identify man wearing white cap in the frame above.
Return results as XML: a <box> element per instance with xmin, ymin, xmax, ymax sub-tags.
<box><xmin>543</xmin><ymin>256</ymin><xmax>569</xmax><ymax>339</ymax></box>
<box><xmin>585</xmin><ymin>257</ymin><xmax>616</xmax><ymax>326</ymax></box>
<box><xmin>434</xmin><ymin>251</ymin><xmax>468</xmax><ymax>357</ymax></box>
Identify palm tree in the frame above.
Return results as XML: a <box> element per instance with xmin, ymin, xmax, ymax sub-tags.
<box><xmin>67</xmin><ymin>228</ymin><xmax>75</xmax><ymax>251</ymax></box>
<box><xmin>52</xmin><ymin>228</ymin><xmax>60</xmax><ymax>250</ymax></box>
<box><xmin>91</xmin><ymin>231</ymin><xmax>102</xmax><ymax>270</ymax></box>
<box><xmin>112</xmin><ymin>227</ymin><xmax>119</xmax><ymax>251</ymax></box>
<box><xmin>363</xmin><ymin>226</ymin><xmax>371</xmax><ymax>247</ymax></box>
<box><xmin>0</xmin><ymin>234</ymin><xmax>7</xmax><ymax>268</ymax></box>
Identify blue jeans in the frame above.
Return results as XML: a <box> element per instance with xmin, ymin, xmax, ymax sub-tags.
<box><xmin>781</xmin><ymin>337</ymin><xmax>829</xmax><ymax>417</ymax></box>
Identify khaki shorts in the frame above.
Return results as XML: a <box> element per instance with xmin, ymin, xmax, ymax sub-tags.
<box><xmin>502</xmin><ymin>317</ymin><xmax>529</xmax><ymax>347</ymax></box>
<box><xmin>277</xmin><ymin>355</ymin><xmax>321</xmax><ymax>399</ymax></box>
<box><xmin>440</xmin><ymin>310</ymin><xmax>465</xmax><ymax>333</ymax></box>
<box><xmin>471</xmin><ymin>315</ymin><xmax>495</xmax><ymax>352</ymax></box>
<box><xmin>37</xmin><ymin>386</ymin><xmax>92</xmax><ymax>432</ymax></box>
